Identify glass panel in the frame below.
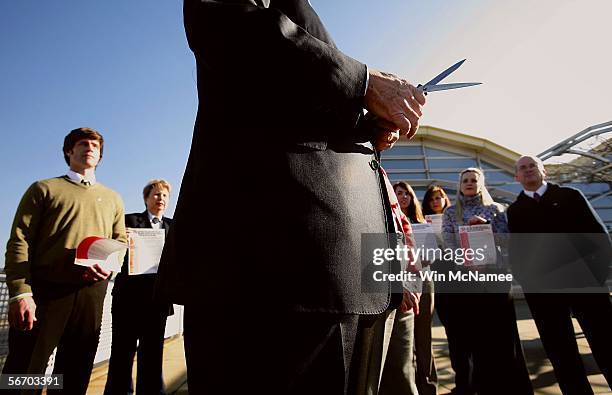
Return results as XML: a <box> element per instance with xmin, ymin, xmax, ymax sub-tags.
<box><xmin>428</xmin><ymin>158</ymin><xmax>479</xmax><ymax>169</ymax></box>
<box><xmin>591</xmin><ymin>196</ymin><xmax>612</xmax><ymax>207</ymax></box>
<box><xmin>484</xmin><ymin>171</ymin><xmax>515</xmax><ymax>182</ymax></box>
<box><xmin>383</xmin><ymin>145</ymin><xmax>423</xmax><ymax>156</ymax></box>
<box><xmin>479</xmin><ymin>161</ymin><xmax>501</xmax><ymax>170</ymax></box>
<box><xmin>381</xmin><ymin>158</ymin><xmax>425</xmax><ymax>170</ymax></box>
<box><xmin>493</xmin><ymin>183</ymin><xmax>524</xmax><ymax>194</ymax></box>
<box><xmin>563</xmin><ymin>183</ymin><xmax>611</xmax><ymax>195</ymax></box>
<box><xmin>424</xmin><ymin>147</ymin><xmax>467</xmax><ymax>157</ymax></box>
<box><xmin>595</xmin><ymin>208</ymin><xmax>612</xmax><ymax>222</ymax></box>
<box><xmin>387</xmin><ymin>172</ymin><xmax>428</xmax><ymax>181</ymax></box>
<box><xmin>391</xmin><ymin>145</ymin><xmax>424</xmax><ymax>156</ymax></box>
<box><xmin>428</xmin><ymin>172</ymin><xmax>461</xmax><ymax>181</ymax></box>
<box><xmin>413</xmin><ymin>188</ymin><xmax>427</xmax><ymax>200</ymax></box>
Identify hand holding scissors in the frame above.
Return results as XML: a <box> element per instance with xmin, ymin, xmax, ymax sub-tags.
<box><xmin>417</xmin><ymin>59</ymin><xmax>481</xmax><ymax>95</ymax></box>
<box><xmin>365</xmin><ymin>59</ymin><xmax>481</xmax><ymax>150</ymax></box>
<box><xmin>365</xmin><ymin>70</ymin><xmax>426</xmax><ymax>142</ymax></box>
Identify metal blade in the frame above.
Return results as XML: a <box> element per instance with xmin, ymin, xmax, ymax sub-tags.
<box><xmin>424</xmin><ymin>59</ymin><xmax>466</xmax><ymax>87</ymax></box>
<box><xmin>423</xmin><ymin>82</ymin><xmax>481</xmax><ymax>93</ymax></box>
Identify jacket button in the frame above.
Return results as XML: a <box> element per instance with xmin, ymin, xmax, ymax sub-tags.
<box><xmin>369</xmin><ymin>159</ymin><xmax>380</xmax><ymax>171</ymax></box>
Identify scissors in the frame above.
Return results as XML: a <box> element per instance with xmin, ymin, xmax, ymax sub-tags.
<box><xmin>417</xmin><ymin>59</ymin><xmax>481</xmax><ymax>95</ymax></box>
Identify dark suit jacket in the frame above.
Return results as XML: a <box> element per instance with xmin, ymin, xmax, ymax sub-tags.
<box><xmin>507</xmin><ymin>183</ymin><xmax>611</xmax><ymax>291</ymax></box>
<box><xmin>156</xmin><ymin>0</ymin><xmax>397</xmax><ymax>314</ymax></box>
<box><xmin>114</xmin><ymin>211</ymin><xmax>173</xmax><ymax>314</ymax></box>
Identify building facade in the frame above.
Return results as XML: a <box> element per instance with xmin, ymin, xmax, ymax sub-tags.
<box><xmin>381</xmin><ymin>125</ymin><xmax>612</xmax><ymax>230</ymax></box>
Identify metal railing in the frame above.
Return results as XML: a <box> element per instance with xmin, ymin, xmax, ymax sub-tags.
<box><xmin>0</xmin><ymin>273</ymin><xmax>183</xmax><ymax>372</ymax></box>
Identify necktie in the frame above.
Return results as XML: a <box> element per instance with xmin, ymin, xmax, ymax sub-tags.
<box><xmin>152</xmin><ymin>217</ymin><xmax>161</xmax><ymax>224</ymax></box>
<box><xmin>81</xmin><ymin>179</ymin><xmax>91</xmax><ymax>186</ymax></box>
<box><xmin>533</xmin><ymin>192</ymin><xmax>541</xmax><ymax>202</ymax></box>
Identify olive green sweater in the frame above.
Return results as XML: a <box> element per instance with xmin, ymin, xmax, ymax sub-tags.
<box><xmin>4</xmin><ymin>176</ymin><xmax>126</xmax><ymax>297</ymax></box>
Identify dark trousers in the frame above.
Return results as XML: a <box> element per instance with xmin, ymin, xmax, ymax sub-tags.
<box><xmin>469</xmin><ymin>293</ymin><xmax>533</xmax><ymax>395</ymax></box>
<box><xmin>103</xmin><ymin>290</ymin><xmax>169</xmax><ymax>395</ymax></box>
<box><xmin>2</xmin><ymin>281</ymin><xmax>108</xmax><ymax>395</ymax></box>
<box><xmin>435</xmin><ymin>293</ymin><xmax>474</xmax><ymax>394</ymax></box>
<box><xmin>436</xmin><ymin>292</ymin><xmax>533</xmax><ymax>395</ymax></box>
<box><xmin>525</xmin><ymin>292</ymin><xmax>612</xmax><ymax>395</ymax></box>
<box><xmin>182</xmin><ymin>304</ymin><xmax>383</xmax><ymax>395</ymax></box>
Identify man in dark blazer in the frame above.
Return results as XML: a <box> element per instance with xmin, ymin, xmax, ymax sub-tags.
<box><xmin>105</xmin><ymin>180</ymin><xmax>173</xmax><ymax>395</ymax></box>
<box><xmin>507</xmin><ymin>155</ymin><xmax>612</xmax><ymax>394</ymax></box>
<box><xmin>156</xmin><ymin>1</ymin><xmax>426</xmax><ymax>393</ymax></box>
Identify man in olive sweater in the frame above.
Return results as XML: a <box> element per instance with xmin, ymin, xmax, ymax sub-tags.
<box><xmin>2</xmin><ymin>127</ymin><xmax>126</xmax><ymax>394</ymax></box>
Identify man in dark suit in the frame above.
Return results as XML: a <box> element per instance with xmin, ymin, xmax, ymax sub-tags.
<box><xmin>156</xmin><ymin>1</ymin><xmax>426</xmax><ymax>393</ymax></box>
<box><xmin>507</xmin><ymin>155</ymin><xmax>612</xmax><ymax>395</ymax></box>
<box><xmin>105</xmin><ymin>180</ymin><xmax>173</xmax><ymax>395</ymax></box>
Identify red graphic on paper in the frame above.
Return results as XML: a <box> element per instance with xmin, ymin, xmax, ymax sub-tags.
<box><xmin>76</xmin><ymin>236</ymin><xmax>104</xmax><ymax>259</ymax></box>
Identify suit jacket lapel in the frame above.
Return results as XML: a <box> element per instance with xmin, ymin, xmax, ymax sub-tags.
<box><xmin>138</xmin><ymin>211</ymin><xmax>152</xmax><ymax>229</ymax></box>
<box><xmin>162</xmin><ymin>217</ymin><xmax>170</xmax><ymax>236</ymax></box>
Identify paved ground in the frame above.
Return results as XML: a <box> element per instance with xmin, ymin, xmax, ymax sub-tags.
<box><xmin>433</xmin><ymin>300</ymin><xmax>609</xmax><ymax>394</ymax></box>
<box><xmin>85</xmin><ymin>299</ymin><xmax>610</xmax><ymax>395</ymax></box>
<box><xmin>85</xmin><ymin>336</ymin><xmax>187</xmax><ymax>395</ymax></box>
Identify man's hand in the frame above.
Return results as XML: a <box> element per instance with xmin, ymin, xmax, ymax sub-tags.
<box><xmin>8</xmin><ymin>296</ymin><xmax>37</xmax><ymax>331</ymax></box>
<box><xmin>365</xmin><ymin>69</ymin><xmax>426</xmax><ymax>140</ymax></box>
<box><xmin>82</xmin><ymin>264</ymin><xmax>111</xmax><ymax>283</ymax></box>
<box><xmin>369</xmin><ymin>116</ymin><xmax>400</xmax><ymax>151</ymax></box>
<box><xmin>400</xmin><ymin>290</ymin><xmax>421</xmax><ymax>315</ymax></box>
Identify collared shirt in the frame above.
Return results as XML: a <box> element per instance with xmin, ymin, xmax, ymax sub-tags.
<box><xmin>66</xmin><ymin>169</ymin><xmax>97</xmax><ymax>186</ymax></box>
<box><xmin>147</xmin><ymin>211</ymin><xmax>163</xmax><ymax>229</ymax></box>
<box><xmin>523</xmin><ymin>181</ymin><xmax>548</xmax><ymax>200</ymax></box>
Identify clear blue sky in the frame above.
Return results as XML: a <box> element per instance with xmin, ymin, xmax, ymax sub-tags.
<box><xmin>2</xmin><ymin>0</ymin><xmax>610</xmax><ymax>267</ymax></box>
<box><xmin>0</xmin><ymin>0</ymin><xmax>469</xmax><ymax>268</ymax></box>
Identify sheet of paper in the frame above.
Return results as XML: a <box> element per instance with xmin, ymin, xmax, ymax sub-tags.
<box><xmin>410</xmin><ymin>223</ymin><xmax>439</xmax><ymax>251</ymax></box>
<box><xmin>127</xmin><ymin>228</ymin><xmax>165</xmax><ymax>275</ymax></box>
<box><xmin>458</xmin><ymin>224</ymin><xmax>497</xmax><ymax>266</ymax></box>
<box><xmin>425</xmin><ymin>214</ymin><xmax>444</xmax><ymax>235</ymax></box>
<box><xmin>74</xmin><ymin>236</ymin><xmax>127</xmax><ymax>272</ymax></box>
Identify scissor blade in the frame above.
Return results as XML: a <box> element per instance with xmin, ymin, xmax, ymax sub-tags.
<box><xmin>423</xmin><ymin>82</ymin><xmax>481</xmax><ymax>93</ymax></box>
<box><xmin>424</xmin><ymin>59</ymin><xmax>466</xmax><ymax>87</ymax></box>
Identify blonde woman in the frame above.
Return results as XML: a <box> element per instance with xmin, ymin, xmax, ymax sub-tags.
<box><xmin>441</xmin><ymin>168</ymin><xmax>532</xmax><ymax>395</ymax></box>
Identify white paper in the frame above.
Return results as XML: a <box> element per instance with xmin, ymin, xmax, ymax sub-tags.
<box><xmin>410</xmin><ymin>223</ymin><xmax>439</xmax><ymax>251</ymax></box>
<box><xmin>458</xmin><ymin>224</ymin><xmax>497</xmax><ymax>266</ymax></box>
<box><xmin>74</xmin><ymin>237</ymin><xmax>127</xmax><ymax>272</ymax></box>
<box><xmin>425</xmin><ymin>214</ymin><xmax>444</xmax><ymax>235</ymax></box>
<box><xmin>127</xmin><ymin>228</ymin><xmax>166</xmax><ymax>275</ymax></box>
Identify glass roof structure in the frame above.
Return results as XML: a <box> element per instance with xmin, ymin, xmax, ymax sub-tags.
<box><xmin>381</xmin><ymin>125</ymin><xmax>612</xmax><ymax>231</ymax></box>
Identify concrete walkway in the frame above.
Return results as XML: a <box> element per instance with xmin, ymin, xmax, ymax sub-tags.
<box><xmin>85</xmin><ymin>336</ymin><xmax>187</xmax><ymax>395</ymax></box>
<box><xmin>434</xmin><ymin>300</ymin><xmax>609</xmax><ymax>394</ymax></box>
<box><xmin>86</xmin><ymin>299</ymin><xmax>610</xmax><ymax>395</ymax></box>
